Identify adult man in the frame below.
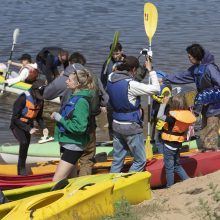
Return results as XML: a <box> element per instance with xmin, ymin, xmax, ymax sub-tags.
<box><xmin>44</xmin><ymin>52</ymin><xmax>108</xmax><ymax>176</ymax></box>
<box><xmin>163</xmin><ymin>43</ymin><xmax>220</xmax><ymax>152</ymax></box>
<box><xmin>101</xmin><ymin>43</ymin><xmax>148</xmax><ymax>140</ymax></box>
<box><xmin>36</xmin><ymin>47</ymin><xmax>69</xmax><ymax>83</ymax></box>
<box><xmin>107</xmin><ymin>56</ymin><xmax>160</xmax><ymax>172</ymax></box>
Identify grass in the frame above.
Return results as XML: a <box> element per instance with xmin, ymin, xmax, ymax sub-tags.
<box><xmin>103</xmin><ymin>199</ymin><xmax>139</xmax><ymax>220</ymax></box>
<box><xmin>193</xmin><ymin>183</ymin><xmax>220</xmax><ymax>220</ymax></box>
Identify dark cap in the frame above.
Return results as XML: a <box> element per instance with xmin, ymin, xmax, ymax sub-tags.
<box><xmin>31</xmin><ymin>79</ymin><xmax>46</xmax><ymax>100</ymax></box>
<box><xmin>18</xmin><ymin>53</ymin><xmax>32</xmax><ymax>62</ymax></box>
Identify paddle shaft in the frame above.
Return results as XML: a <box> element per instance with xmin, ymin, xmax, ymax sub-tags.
<box><xmin>103</xmin><ymin>31</ymin><xmax>120</xmax><ymax>75</ymax></box>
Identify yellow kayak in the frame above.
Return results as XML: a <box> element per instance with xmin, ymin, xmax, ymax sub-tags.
<box><xmin>1</xmin><ymin>181</ymin><xmax>114</xmax><ymax>220</ymax></box>
<box><xmin>1</xmin><ymin>172</ymin><xmax>151</xmax><ymax>219</ymax></box>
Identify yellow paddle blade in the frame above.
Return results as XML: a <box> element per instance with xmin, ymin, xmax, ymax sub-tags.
<box><xmin>144</xmin><ymin>2</ymin><xmax>158</xmax><ymax>46</ymax></box>
<box><xmin>145</xmin><ymin>135</ymin><xmax>153</xmax><ymax>160</ymax></box>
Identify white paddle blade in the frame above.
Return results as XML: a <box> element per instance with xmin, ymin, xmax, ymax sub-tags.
<box><xmin>13</xmin><ymin>28</ymin><xmax>20</xmax><ymax>44</ymax></box>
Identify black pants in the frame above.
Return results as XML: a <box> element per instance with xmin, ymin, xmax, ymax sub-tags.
<box><xmin>12</xmin><ymin>127</ymin><xmax>31</xmax><ymax>175</ymax></box>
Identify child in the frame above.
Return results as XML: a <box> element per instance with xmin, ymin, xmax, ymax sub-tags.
<box><xmin>157</xmin><ymin>93</ymin><xmax>196</xmax><ymax>187</ymax></box>
<box><xmin>10</xmin><ymin>80</ymin><xmax>48</xmax><ymax>175</ymax></box>
<box><xmin>51</xmin><ymin>68</ymin><xmax>95</xmax><ymax>182</ymax></box>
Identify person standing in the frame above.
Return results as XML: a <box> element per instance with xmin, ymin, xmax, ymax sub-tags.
<box><xmin>10</xmin><ymin>80</ymin><xmax>48</xmax><ymax>176</ymax></box>
<box><xmin>163</xmin><ymin>43</ymin><xmax>220</xmax><ymax>151</ymax></box>
<box><xmin>156</xmin><ymin>94</ymin><xmax>196</xmax><ymax>187</ymax></box>
<box><xmin>36</xmin><ymin>47</ymin><xmax>69</xmax><ymax>83</ymax></box>
<box><xmin>101</xmin><ymin>43</ymin><xmax>125</xmax><ymax>140</ymax></box>
<box><xmin>44</xmin><ymin>52</ymin><xmax>108</xmax><ymax>176</ymax></box>
<box><xmin>51</xmin><ymin>69</ymin><xmax>95</xmax><ymax>182</ymax></box>
<box><xmin>107</xmin><ymin>56</ymin><xmax>160</xmax><ymax>172</ymax></box>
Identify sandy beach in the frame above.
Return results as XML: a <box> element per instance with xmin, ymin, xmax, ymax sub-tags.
<box><xmin>134</xmin><ymin>170</ymin><xmax>220</xmax><ymax>220</ymax></box>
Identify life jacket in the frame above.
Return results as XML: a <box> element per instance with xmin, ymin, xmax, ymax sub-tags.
<box><xmin>195</xmin><ymin>87</ymin><xmax>220</xmax><ymax>105</ymax></box>
<box><xmin>58</xmin><ymin>95</ymin><xmax>90</xmax><ymax>133</ymax></box>
<box><xmin>161</xmin><ymin>110</ymin><xmax>196</xmax><ymax>143</ymax></box>
<box><xmin>19</xmin><ymin>65</ymin><xmax>39</xmax><ymax>83</ymax></box>
<box><xmin>20</xmin><ymin>91</ymin><xmax>42</xmax><ymax>123</ymax></box>
<box><xmin>107</xmin><ymin>75</ymin><xmax>142</xmax><ymax>124</ymax></box>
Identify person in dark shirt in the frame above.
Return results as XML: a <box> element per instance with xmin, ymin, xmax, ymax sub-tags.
<box><xmin>36</xmin><ymin>47</ymin><xmax>69</xmax><ymax>83</ymax></box>
<box><xmin>10</xmin><ymin>80</ymin><xmax>48</xmax><ymax>176</ymax></box>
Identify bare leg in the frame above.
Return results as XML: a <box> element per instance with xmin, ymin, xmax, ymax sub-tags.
<box><xmin>52</xmin><ymin>160</ymin><xmax>74</xmax><ymax>182</ymax></box>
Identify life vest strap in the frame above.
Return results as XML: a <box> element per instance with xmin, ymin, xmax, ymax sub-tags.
<box><xmin>162</xmin><ymin>129</ymin><xmax>185</xmax><ymax>136</ymax></box>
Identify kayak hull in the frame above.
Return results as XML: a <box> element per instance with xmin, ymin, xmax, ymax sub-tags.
<box><xmin>0</xmin><ymin>150</ymin><xmax>219</xmax><ymax>189</ymax></box>
<box><xmin>1</xmin><ymin>172</ymin><xmax>151</xmax><ymax>219</ymax></box>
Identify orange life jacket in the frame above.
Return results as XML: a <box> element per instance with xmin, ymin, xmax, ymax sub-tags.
<box><xmin>20</xmin><ymin>91</ymin><xmax>41</xmax><ymax>123</ymax></box>
<box><xmin>161</xmin><ymin>110</ymin><xmax>196</xmax><ymax>143</ymax></box>
<box><xmin>19</xmin><ymin>65</ymin><xmax>39</xmax><ymax>83</ymax></box>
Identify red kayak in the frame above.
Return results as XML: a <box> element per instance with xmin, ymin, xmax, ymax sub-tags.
<box><xmin>0</xmin><ymin>173</ymin><xmax>53</xmax><ymax>189</ymax></box>
<box><xmin>147</xmin><ymin>151</ymin><xmax>220</xmax><ymax>188</ymax></box>
<box><xmin>0</xmin><ymin>151</ymin><xmax>219</xmax><ymax>189</ymax></box>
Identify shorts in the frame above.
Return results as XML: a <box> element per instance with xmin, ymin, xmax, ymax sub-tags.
<box><xmin>61</xmin><ymin>148</ymin><xmax>84</xmax><ymax>165</ymax></box>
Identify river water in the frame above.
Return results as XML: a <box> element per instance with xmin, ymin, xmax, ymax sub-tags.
<box><xmin>0</xmin><ymin>0</ymin><xmax>220</xmax><ymax>144</ymax></box>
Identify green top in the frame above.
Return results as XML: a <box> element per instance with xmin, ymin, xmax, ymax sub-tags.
<box><xmin>54</xmin><ymin>89</ymin><xmax>93</xmax><ymax>149</ymax></box>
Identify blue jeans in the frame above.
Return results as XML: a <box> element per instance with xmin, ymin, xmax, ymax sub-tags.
<box><xmin>163</xmin><ymin>144</ymin><xmax>189</xmax><ymax>187</ymax></box>
<box><xmin>110</xmin><ymin>132</ymin><xmax>146</xmax><ymax>173</ymax></box>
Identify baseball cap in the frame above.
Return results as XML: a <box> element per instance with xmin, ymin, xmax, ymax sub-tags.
<box><xmin>18</xmin><ymin>53</ymin><xmax>32</xmax><ymax>62</ymax></box>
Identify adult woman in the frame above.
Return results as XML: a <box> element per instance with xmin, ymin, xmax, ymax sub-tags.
<box><xmin>10</xmin><ymin>79</ymin><xmax>48</xmax><ymax>176</ymax></box>
<box><xmin>51</xmin><ymin>68</ymin><xmax>95</xmax><ymax>182</ymax></box>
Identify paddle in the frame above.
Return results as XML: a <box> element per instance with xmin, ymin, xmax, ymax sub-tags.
<box><xmin>144</xmin><ymin>2</ymin><xmax>158</xmax><ymax>160</ymax></box>
<box><xmin>1</xmin><ymin>28</ymin><xmax>20</xmax><ymax>94</ymax></box>
<box><xmin>103</xmin><ymin>31</ymin><xmax>120</xmax><ymax>75</ymax></box>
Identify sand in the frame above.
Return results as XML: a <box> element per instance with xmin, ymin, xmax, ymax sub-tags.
<box><xmin>134</xmin><ymin>170</ymin><xmax>220</xmax><ymax>220</ymax></box>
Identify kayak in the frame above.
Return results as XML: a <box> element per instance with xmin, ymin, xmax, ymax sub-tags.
<box><xmin>0</xmin><ymin>141</ymin><xmax>114</xmax><ymax>164</ymax></box>
<box><xmin>0</xmin><ymin>150</ymin><xmax>196</xmax><ymax>177</ymax></box>
<box><xmin>0</xmin><ymin>75</ymin><xmax>60</xmax><ymax>104</ymax></box>
<box><xmin>1</xmin><ymin>149</ymin><xmax>219</xmax><ymax>189</ymax></box>
<box><xmin>0</xmin><ymin>181</ymin><xmax>114</xmax><ymax>220</ymax></box>
<box><xmin>0</xmin><ymin>172</ymin><xmax>151</xmax><ymax>219</ymax></box>
<box><xmin>0</xmin><ymin>139</ymin><xmax>198</xmax><ymax>164</ymax></box>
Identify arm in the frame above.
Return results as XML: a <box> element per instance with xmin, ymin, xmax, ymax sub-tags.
<box><xmin>11</xmin><ymin>94</ymin><xmax>31</xmax><ymax>132</ymax></box>
<box><xmin>6</xmin><ymin>68</ymin><xmax>29</xmax><ymax>86</ymax></box>
<box><xmin>128</xmin><ymin>71</ymin><xmax>160</xmax><ymax>97</ymax></box>
<box><xmin>163</xmin><ymin>66</ymin><xmax>196</xmax><ymax>84</ymax></box>
<box><xmin>35</xmin><ymin>102</ymin><xmax>46</xmax><ymax>129</ymax></box>
<box><xmin>59</xmin><ymin>98</ymin><xmax>89</xmax><ymax>135</ymax></box>
<box><xmin>8</xmin><ymin>61</ymin><xmax>22</xmax><ymax>68</ymax></box>
<box><xmin>43</xmin><ymin>75</ymin><xmax>67</xmax><ymax>100</ymax></box>
<box><xmin>97</xmin><ymin>78</ymin><xmax>109</xmax><ymax>106</ymax></box>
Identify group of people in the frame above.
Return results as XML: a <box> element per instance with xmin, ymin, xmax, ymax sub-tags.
<box><xmin>4</xmin><ymin>43</ymin><xmax>220</xmax><ymax>188</ymax></box>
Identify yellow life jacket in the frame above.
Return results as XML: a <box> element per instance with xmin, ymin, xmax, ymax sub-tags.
<box><xmin>161</xmin><ymin>110</ymin><xmax>196</xmax><ymax>143</ymax></box>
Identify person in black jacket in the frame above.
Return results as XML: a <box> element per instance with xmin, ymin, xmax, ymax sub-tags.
<box><xmin>10</xmin><ymin>80</ymin><xmax>48</xmax><ymax>176</ymax></box>
<box><xmin>36</xmin><ymin>47</ymin><xmax>69</xmax><ymax>83</ymax></box>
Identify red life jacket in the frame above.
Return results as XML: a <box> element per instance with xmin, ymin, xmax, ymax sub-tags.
<box><xmin>161</xmin><ymin>110</ymin><xmax>196</xmax><ymax>143</ymax></box>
